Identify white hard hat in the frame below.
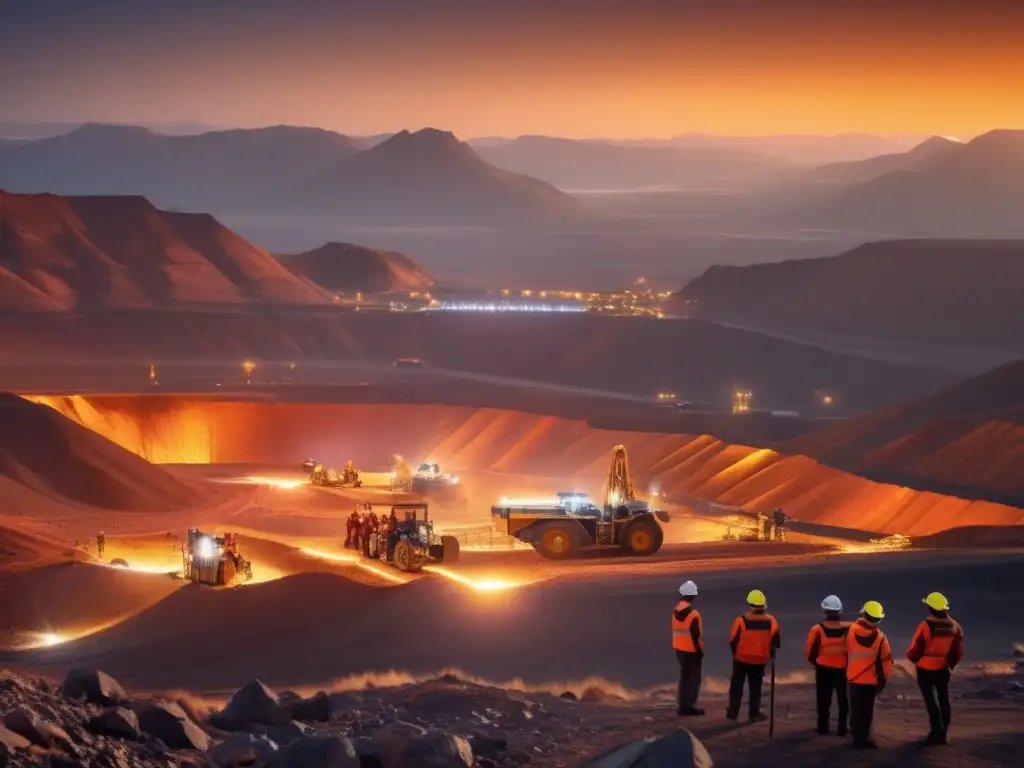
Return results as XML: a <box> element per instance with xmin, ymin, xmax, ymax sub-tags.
<box><xmin>678</xmin><ymin>580</ymin><xmax>698</xmax><ymax>597</ymax></box>
<box><xmin>821</xmin><ymin>595</ymin><xmax>843</xmax><ymax>612</ymax></box>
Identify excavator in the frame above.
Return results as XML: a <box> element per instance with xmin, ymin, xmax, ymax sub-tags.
<box><xmin>491</xmin><ymin>445</ymin><xmax>669</xmax><ymax>559</ymax></box>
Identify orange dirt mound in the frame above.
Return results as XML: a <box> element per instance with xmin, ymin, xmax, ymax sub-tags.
<box><xmin>0</xmin><ymin>394</ymin><xmax>205</xmax><ymax>511</ymax></box>
<box><xmin>30</xmin><ymin>395</ymin><xmax>1024</xmax><ymax>537</ymax></box>
<box><xmin>787</xmin><ymin>360</ymin><xmax>1024</xmax><ymax>504</ymax></box>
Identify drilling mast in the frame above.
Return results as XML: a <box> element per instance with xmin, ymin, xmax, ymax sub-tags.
<box><xmin>603</xmin><ymin>444</ymin><xmax>636</xmax><ymax>507</ymax></box>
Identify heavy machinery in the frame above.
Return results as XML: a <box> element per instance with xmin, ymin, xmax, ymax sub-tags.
<box><xmin>491</xmin><ymin>445</ymin><xmax>669</xmax><ymax>559</ymax></box>
<box><xmin>182</xmin><ymin>529</ymin><xmax>253</xmax><ymax>586</ymax></box>
<box><xmin>388</xmin><ymin>455</ymin><xmax>413</xmax><ymax>493</ymax></box>
<box><xmin>372</xmin><ymin>503</ymin><xmax>460</xmax><ymax>572</ymax></box>
<box><xmin>305</xmin><ymin>459</ymin><xmax>362</xmax><ymax>488</ymax></box>
<box><xmin>411</xmin><ymin>461</ymin><xmax>463</xmax><ymax>501</ymax></box>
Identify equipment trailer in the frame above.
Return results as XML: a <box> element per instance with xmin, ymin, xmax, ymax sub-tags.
<box><xmin>491</xmin><ymin>445</ymin><xmax>669</xmax><ymax>559</ymax></box>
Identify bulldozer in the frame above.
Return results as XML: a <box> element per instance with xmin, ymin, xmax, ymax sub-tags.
<box><xmin>491</xmin><ymin>445</ymin><xmax>669</xmax><ymax>559</ymax></box>
<box><xmin>182</xmin><ymin>529</ymin><xmax>253</xmax><ymax>586</ymax></box>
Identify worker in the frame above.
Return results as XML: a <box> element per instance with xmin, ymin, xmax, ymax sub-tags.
<box><xmin>773</xmin><ymin>508</ymin><xmax>787</xmax><ymax>541</ymax></box>
<box><xmin>806</xmin><ymin>595</ymin><xmax>850</xmax><ymax>736</ymax></box>
<box><xmin>345</xmin><ymin>509</ymin><xmax>362</xmax><ymax>549</ymax></box>
<box><xmin>847</xmin><ymin>600</ymin><xmax>894</xmax><ymax>750</ymax></box>
<box><xmin>672</xmin><ymin>580</ymin><xmax>705</xmax><ymax>716</ymax></box>
<box><xmin>96</xmin><ymin>532</ymin><xmax>106</xmax><ymax>560</ymax></box>
<box><xmin>907</xmin><ymin>592</ymin><xmax>964</xmax><ymax>746</ymax></box>
<box><xmin>361</xmin><ymin>511</ymin><xmax>378</xmax><ymax>557</ymax></box>
<box><xmin>727</xmin><ymin>589</ymin><xmax>780</xmax><ymax>722</ymax></box>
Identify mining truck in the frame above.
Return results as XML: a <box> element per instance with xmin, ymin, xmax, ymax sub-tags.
<box><xmin>491</xmin><ymin>445</ymin><xmax>669</xmax><ymax>559</ymax></box>
<box><xmin>182</xmin><ymin>529</ymin><xmax>253</xmax><ymax>586</ymax></box>
<box><xmin>372</xmin><ymin>503</ymin><xmax>460</xmax><ymax>572</ymax></box>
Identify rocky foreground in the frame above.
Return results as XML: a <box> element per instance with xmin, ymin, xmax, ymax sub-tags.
<box><xmin>2</xmin><ymin>656</ymin><xmax>1023</xmax><ymax>768</ymax></box>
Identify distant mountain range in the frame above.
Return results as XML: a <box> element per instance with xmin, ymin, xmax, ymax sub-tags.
<box><xmin>672</xmin><ymin>239</ymin><xmax>1024</xmax><ymax>350</ymax></box>
<box><xmin>786</xmin><ymin>130</ymin><xmax>1024</xmax><ymax>236</ymax></box>
<box><xmin>277</xmin><ymin>242</ymin><xmax>434</xmax><ymax>295</ymax></box>
<box><xmin>299</xmin><ymin>129</ymin><xmax>581</xmax><ymax>225</ymax></box>
<box><xmin>472</xmin><ymin>135</ymin><xmax>790</xmax><ymax>190</ymax></box>
<box><xmin>804</xmin><ymin>136</ymin><xmax>962</xmax><ymax>184</ymax></box>
<box><xmin>0</xmin><ymin>191</ymin><xmax>331</xmax><ymax>311</ymax></box>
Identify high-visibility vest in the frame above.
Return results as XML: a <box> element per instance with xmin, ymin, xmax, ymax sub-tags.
<box><xmin>672</xmin><ymin>601</ymin><xmax>700</xmax><ymax>653</ymax></box>
<box><xmin>911</xmin><ymin>616</ymin><xmax>963</xmax><ymax>671</ymax></box>
<box><xmin>806</xmin><ymin>621</ymin><xmax>850</xmax><ymax>669</ymax></box>
<box><xmin>846</xmin><ymin>620</ymin><xmax>892</xmax><ymax>684</ymax></box>
<box><xmin>731</xmin><ymin>611</ymin><xmax>779</xmax><ymax>665</ymax></box>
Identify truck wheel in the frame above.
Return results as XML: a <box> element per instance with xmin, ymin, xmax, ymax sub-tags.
<box><xmin>622</xmin><ymin>518</ymin><xmax>662</xmax><ymax>556</ymax></box>
<box><xmin>534</xmin><ymin>524</ymin><xmax>577</xmax><ymax>560</ymax></box>
<box><xmin>441</xmin><ymin>535</ymin><xmax>460</xmax><ymax>563</ymax></box>
<box><xmin>393</xmin><ymin>540</ymin><xmax>415</xmax><ymax>571</ymax></box>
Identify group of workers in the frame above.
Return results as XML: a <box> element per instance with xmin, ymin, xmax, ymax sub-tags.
<box><xmin>672</xmin><ymin>581</ymin><xmax>964</xmax><ymax>750</ymax></box>
<box><xmin>344</xmin><ymin>503</ymin><xmax>399</xmax><ymax>558</ymax></box>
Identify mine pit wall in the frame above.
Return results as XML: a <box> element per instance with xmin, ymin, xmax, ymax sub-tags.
<box><xmin>26</xmin><ymin>394</ymin><xmax>1024</xmax><ymax>537</ymax></box>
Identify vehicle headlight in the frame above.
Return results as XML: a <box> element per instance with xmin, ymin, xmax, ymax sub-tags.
<box><xmin>449</xmin><ymin>476</ymin><xmax>460</xmax><ymax>484</ymax></box>
<box><xmin>198</xmin><ymin>537</ymin><xmax>215</xmax><ymax>558</ymax></box>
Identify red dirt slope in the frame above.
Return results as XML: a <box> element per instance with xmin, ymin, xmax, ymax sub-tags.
<box><xmin>277</xmin><ymin>241</ymin><xmax>434</xmax><ymax>295</ymax></box>
<box><xmin>0</xmin><ymin>394</ymin><xmax>204</xmax><ymax>511</ymax></box>
<box><xmin>30</xmin><ymin>395</ymin><xmax>1024</xmax><ymax>536</ymax></box>
<box><xmin>0</xmin><ymin>191</ymin><xmax>330</xmax><ymax>310</ymax></box>
<box><xmin>786</xmin><ymin>360</ymin><xmax>1024</xmax><ymax>505</ymax></box>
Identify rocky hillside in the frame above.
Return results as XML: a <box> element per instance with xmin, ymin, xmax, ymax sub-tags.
<box><xmin>0</xmin><ymin>192</ymin><xmax>330</xmax><ymax>312</ymax></box>
<box><xmin>277</xmin><ymin>242</ymin><xmax>434</xmax><ymax>295</ymax></box>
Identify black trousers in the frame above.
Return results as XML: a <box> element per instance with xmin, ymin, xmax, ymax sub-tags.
<box><xmin>815</xmin><ymin>666</ymin><xmax>849</xmax><ymax>732</ymax></box>
<box><xmin>727</xmin><ymin>661</ymin><xmax>765</xmax><ymax>717</ymax></box>
<box><xmin>675</xmin><ymin>651</ymin><xmax>702</xmax><ymax>711</ymax></box>
<box><xmin>917</xmin><ymin>667</ymin><xmax>952</xmax><ymax>736</ymax></box>
<box><xmin>849</xmin><ymin>683</ymin><xmax>877</xmax><ymax>745</ymax></box>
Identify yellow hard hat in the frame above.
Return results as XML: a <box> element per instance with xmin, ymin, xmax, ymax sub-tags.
<box><xmin>862</xmin><ymin>600</ymin><xmax>885</xmax><ymax>620</ymax></box>
<box><xmin>747</xmin><ymin>589</ymin><xmax>767</xmax><ymax>607</ymax></box>
<box><xmin>923</xmin><ymin>592</ymin><xmax>949</xmax><ymax>611</ymax></box>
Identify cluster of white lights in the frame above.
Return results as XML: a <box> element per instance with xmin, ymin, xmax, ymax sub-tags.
<box><xmin>420</xmin><ymin>301</ymin><xmax>585</xmax><ymax>313</ymax></box>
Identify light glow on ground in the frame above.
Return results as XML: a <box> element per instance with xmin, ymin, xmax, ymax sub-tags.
<box><xmin>423</xmin><ymin>566</ymin><xmax>528</xmax><ymax>592</ymax></box>
<box><xmin>300</xmin><ymin>547</ymin><xmax>409</xmax><ymax>584</ymax></box>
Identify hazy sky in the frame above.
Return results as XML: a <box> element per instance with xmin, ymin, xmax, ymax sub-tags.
<box><xmin>2</xmin><ymin>0</ymin><xmax>1022</xmax><ymax>138</ymax></box>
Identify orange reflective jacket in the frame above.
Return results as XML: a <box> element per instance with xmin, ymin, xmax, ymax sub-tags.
<box><xmin>730</xmin><ymin>610</ymin><xmax>780</xmax><ymax>665</ymax></box>
<box><xmin>806</xmin><ymin>621</ymin><xmax>850</xmax><ymax>669</ymax></box>
<box><xmin>672</xmin><ymin>601</ymin><xmax>701</xmax><ymax>653</ymax></box>
<box><xmin>907</xmin><ymin>616</ymin><xmax>964</xmax><ymax>671</ymax></box>
<box><xmin>846</xmin><ymin>619</ymin><xmax>893</xmax><ymax>685</ymax></box>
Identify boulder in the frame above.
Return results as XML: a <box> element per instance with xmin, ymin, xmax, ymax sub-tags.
<box><xmin>268</xmin><ymin>721</ymin><xmax>314</xmax><ymax>747</ymax></box>
<box><xmin>582</xmin><ymin>729</ymin><xmax>713</xmax><ymax>768</ymax></box>
<box><xmin>372</xmin><ymin>724</ymin><xmax>472</xmax><ymax>768</ymax></box>
<box><xmin>289</xmin><ymin>691</ymin><xmax>332</xmax><ymax>723</ymax></box>
<box><xmin>206</xmin><ymin>732</ymin><xmax>278</xmax><ymax>768</ymax></box>
<box><xmin>87</xmin><ymin>708</ymin><xmax>141</xmax><ymax>741</ymax></box>
<box><xmin>0</xmin><ymin>723</ymin><xmax>31</xmax><ymax>751</ymax></box>
<box><xmin>62</xmin><ymin>669</ymin><xmax>127</xmax><ymax>706</ymax></box>
<box><xmin>267</xmin><ymin>735</ymin><xmax>359</xmax><ymax>768</ymax></box>
<box><xmin>135</xmin><ymin>700</ymin><xmax>210</xmax><ymax>751</ymax></box>
<box><xmin>3</xmin><ymin>707</ymin><xmax>74</xmax><ymax>751</ymax></box>
<box><xmin>215</xmin><ymin>681</ymin><xmax>286</xmax><ymax>731</ymax></box>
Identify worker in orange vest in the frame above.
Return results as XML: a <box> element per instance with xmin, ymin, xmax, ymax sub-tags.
<box><xmin>806</xmin><ymin>594</ymin><xmax>850</xmax><ymax>736</ymax></box>
<box><xmin>672</xmin><ymin>580</ymin><xmax>704</xmax><ymax>716</ymax></box>
<box><xmin>846</xmin><ymin>600</ymin><xmax>894</xmax><ymax>750</ymax></box>
<box><xmin>726</xmin><ymin>589</ymin><xmax>780</xmax><ymax>722</ymax></box>
<box><xmin>907</xmin><ymin>592</ymin><xmax>964</xmax><ymax>746</ymax></box>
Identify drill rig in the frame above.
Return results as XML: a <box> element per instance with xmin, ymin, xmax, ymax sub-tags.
<box><xmin>491</xmin><ymin>444</ymin><xmax>668</xmax><ymax>559</ymax></box>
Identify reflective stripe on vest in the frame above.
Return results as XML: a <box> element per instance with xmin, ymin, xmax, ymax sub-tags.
<box><xmin>847</xmin><ymin>625</ymin><xmax>882</xmax><ymax>683</ymax></box>
<box><xmin>735</xmin><ymin>611</ymin><xmax>775</xmax><ymax>664</ymax></box>
<box><xmin>917</xmin><ymin>617</ymin><xmax>960</xmax><ymax>670</ymax></box>
<box><xmin>672</xmin><ymin>601</ymin><xmax>699</xmax><ymax>652</ymax></box>
<box><xmin>815</xmin><ymin>623</ymin><xmax>849</xmax><ymax>668</ymax></box>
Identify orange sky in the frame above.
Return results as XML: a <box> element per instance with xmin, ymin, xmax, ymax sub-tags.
<box><xmin>2</xmin><ymin>0</ymin><xmax>1023</xmax><ymax>138</ymax></box>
